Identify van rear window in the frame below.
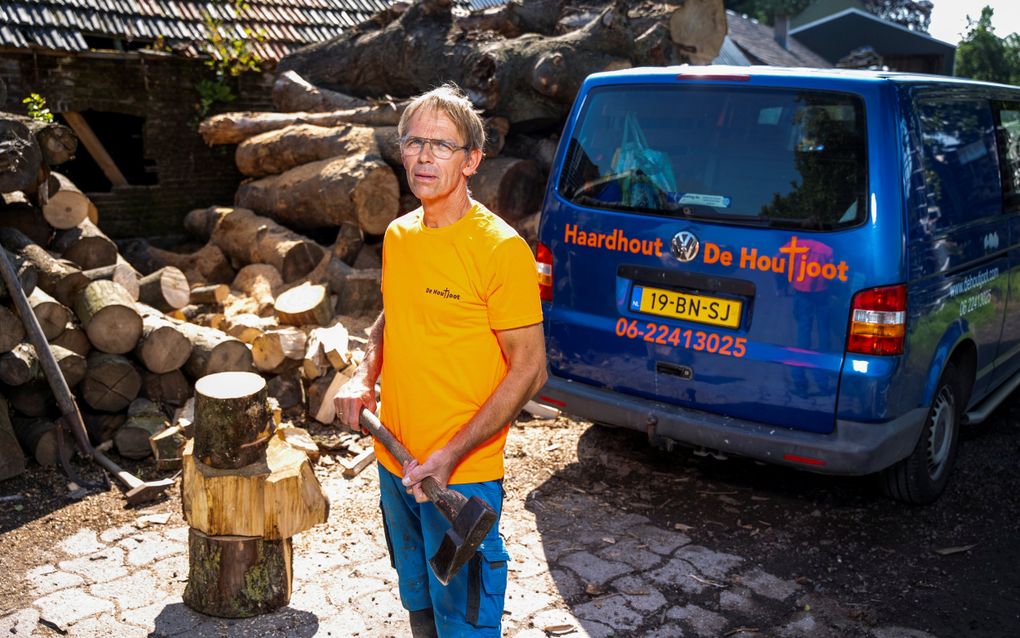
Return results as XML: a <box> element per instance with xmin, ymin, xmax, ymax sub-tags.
<box><xmin>558</xmin><ymin>86</ymin><xmax>868</xmax><ymax>230</ymax></box>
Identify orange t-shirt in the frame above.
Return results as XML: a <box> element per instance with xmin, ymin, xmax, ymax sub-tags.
<box><xmin>377</xmin><ymin>202</ymin><xmax>543</xmax><ymax>484</ymax></box>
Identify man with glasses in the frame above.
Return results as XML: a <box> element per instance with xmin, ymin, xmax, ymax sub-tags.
<box><xmin>333</xmin><ymin>84</ymin><xmax>547</xmax><ymax>637</ymax></box>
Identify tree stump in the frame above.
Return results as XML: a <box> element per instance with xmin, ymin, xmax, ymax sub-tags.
<box><xmin>193</xmin><ymin>372</ymin><xmax>273</xmax><ymax>469</ymax></box>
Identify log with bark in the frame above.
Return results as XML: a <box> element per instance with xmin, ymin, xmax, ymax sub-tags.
<box><xmin>234</xmin><ymin>124</ymin><xmax>381</xmax><ymax>178</ymax></box>
<box><xmin>52</xmin><ymin>218</ymin><xmax>118</xmax><ymax>270</ymax></box>
<box><xmin>184</xmin><ymin>207</ymin><xmax>325</xmax><ymax>283</ymax></box>
<box><xmin>1</xmin><ymin>191</ymin><xmax>54</xmax><ymax>246</ymax></box>
<box><xmin>7</xmin><ymin>381</ymin><xmax>52</xmax><ymax>418</ymax></box>
<box><xmin>141</xmin><ymin>369</ymin><xmax>191</xmax><ymax>408</ymax></box>
<box><xmin>114</xmin><ymin>399</ymin><xmax>168</xmax><ymax>460</ymax></box>
<box><xmin>50</xmin><ymin>320</ymin><xmax>90</xmax><ymax>357</ymax></box>
<box><xmin>80</xmin><ymin>352</ymin><xmax>142</xmax><ymax>412</ymax></box>
<box><xmin>0</xmin><ymin>229</ymin><xmax>83</xmax><ymax>306</ymax></box>
<box><xmin>190</xmin><ymin>284</ymin><xmax>229</xmax><ymax>305</ymax></box>
<box><xmin>0</xmin><ymin>305</ymin><xmax>26</xmax><ymax>353</ymax></box>
<box><xmin>118</xmin><ymin>239</ymin><xmax>236</xmax><ymax>285</ymax></box>
<box><xmin>272</xmin><ymin>69</ymin><xmax>371</xmax><ymax>113</ymax></box>
<box><xmin>266</xmin><ymin>370</ymin><xmax>305</xmax><ymax>411</ymax></box>
<box><xmin>251</xmin><ymin>328</ymin><xmax>306</xmax><ymax>374</ymax></box>
<box><xmin>0</xmin><ymin>343</ymin><xmax>38</xmax><ymax>386</ymax></box>
<box><xmin>40</xmin><ymin>172</ymin><xmax>92</xmax><ymax>230</ymax></box>
<box><xmin>83</xmin><ymin>410</ymin><xmax>126</xmax><ymax>445</ymax></box>
<box><xmin>199</xmin><ymin>106</ymin><xmax>406</xmax><ymax>146</ymax></box>
<box><xmin>4</xmin><ymin>114</ymin><xmax>78</xmax><ymax>167</ymax></box>
<box><xmin>470</xmin><ymin>155</ymin><xmax>544</xmax><ymax>221</ymax></box>
<box><xmin>0</xmin><ymin>394</ymin><xmax>26</xmax><ymax>481</ymax></box>
<box><xmin>234</xmin><ymin>153</ymin><xmax>399</xmax><ymax>234</ymax></box>
<box><xmin>274</xmin><ymin>283</ymin><xmax>331</xmax><ymax>327</ymax></box>
<box><xmin>0</xmin><ymin>117</ymin><xmax>43</xmax><ymax>194</ymax></box>
<box><xmin>136</xmin><ymin>312</ymin><xmax>194</xmax><ymax>374</ymax></box>
<box><xmin>28</xmin><ymin>287</ymin><xmax>71</xmax><ymax>341</ymax></box>
<box><xmin>192</xmin><ymin>371</ymin><xmax>274</xmax><ymax>470</ymax></box>
<box><xmin>228</xmin><ymin>264</ymin><xmax>283</xmax><ymax>318</ymax></box>
<box><xmin>73</xmin><ymin>279</ymin><xmax>142</xmax><ymax>354</ymax></box>
<box><xmin>13</xmin><ymin>417</ymin><xmax>70</xmax><ymax>467</ymax></box>
<box><xmin>137</xmin><ymin>266</ymin><xmax>191</xmax><ymax>312</ymax></box>
<box><xmin>222</xmin><ymin>313</ymin><xmax>277</xmax><ymax>344</ymax></box>
<box><xmin>174</xmin><ymin>318</ymin><xmax>253</xmax><ymax>379</ymax></box>
<box><xmin>82</xmin><ymin>257</ymin><xmax>141</xmax><ymax>301</ymax></box>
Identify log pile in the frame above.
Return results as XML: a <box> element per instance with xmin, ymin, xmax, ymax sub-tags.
<box><xmin>199</xmin><ymin>0</ymin><xmax>727</xmax><ymax>246</ymax></box>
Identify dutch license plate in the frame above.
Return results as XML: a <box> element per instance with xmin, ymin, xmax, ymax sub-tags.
<box><xmin>629</xmin><ymin>285</ymin><xmax>742</xmax><ymax>329</ymax></box>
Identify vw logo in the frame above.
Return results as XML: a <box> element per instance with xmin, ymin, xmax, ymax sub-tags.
<box><xmin>671</xmin><ymin>231</ymin><xmax>700</xmax><ymax>263</ymax></box>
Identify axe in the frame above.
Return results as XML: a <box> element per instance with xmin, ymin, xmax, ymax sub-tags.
<box><xmin>359</xmin><ymin>409</ymin><xmax>497</xmax><ymax>585</ymax></box>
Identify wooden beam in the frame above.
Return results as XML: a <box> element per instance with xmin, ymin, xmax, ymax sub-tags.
<box><xmin>60</xmin><ymin>112</ymin><xmax>129</xmax><ymax>188</ymax></box>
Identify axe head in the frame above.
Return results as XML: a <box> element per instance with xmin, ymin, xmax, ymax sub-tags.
<box><xmin>428</xmin><ymin>495</ymin><xmax>497</xmax><ymax>585</ymax></box>
<box><xmin>125</xmin><ymin>478</ymin><xmax>175</xmax><ymax>505</ymax></box>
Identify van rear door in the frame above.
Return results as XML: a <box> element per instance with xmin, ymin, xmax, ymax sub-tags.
<box><xmin>542</xmin><ymin>80</ymin><xmax>873</xmax><ymax>434</ymax></box>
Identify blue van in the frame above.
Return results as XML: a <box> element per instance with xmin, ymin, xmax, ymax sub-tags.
<box><xmin>535</xmin><ymin>66</ymin><xmax>1020</xmax><ymax>503</ymax></box>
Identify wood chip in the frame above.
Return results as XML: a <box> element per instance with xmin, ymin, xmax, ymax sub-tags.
<box><xmin>673</xmin><ymin>522</ymin><xmax>693</xmax><ymax>531</ymax></box>
<box><xmin>135</xmin><ymin>512</ymin><xmax>172</xmax><ymax>528</ymax></box>
<box><xmin>543</xmin><ymin>625</ymin><xmax>577</xmax><ymax>636</ymax></box>
<box><xmin>690</xmin><ymin>574</ymin><xmax>726</xmax><ymax>588</ymax></box>
<box><xmin>933</xmin><ymin>544</ymin><xmax>977</xmax><ymax>556</ymax></box>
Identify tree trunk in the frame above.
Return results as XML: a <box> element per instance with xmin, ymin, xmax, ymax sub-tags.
<box><xmin>190</xmin><ymin>284</ymin><xmax>229</xmax><ymax>305</ymax></box>
<box><xmin>1</xmin><ymin>191</ymin><xmax>54</xmax><ymax>246</ymax></box>
<box><xmin>141</xmin><ymin>369</ymin><xmax>191</xmax><ymax>408</ymax></box>
<box><xmin>0</xmin><ymin>394</ymin><xmax>26</xmax><ymax>481</ymax></box>
<box><xmin>274</xmin><ymin>283</ymin><xmax>331</xmax><ymax>327</ymax></box>
<box><xmin>137</xmin><ymin>266</ymin><xmax>191</xmax><ymax>312</ymax></box>
<box><xmin>182</xmin><ymin>528</ymin><xmax>293</xmax><ymax>618</ymax></box>
<box><xmin>234</xmin><ymin>124</ymin><xmax>379</xmax><ymax>177</ymax></box>
<box><xmin>28</xmin><ymin>287</ymin><xmax>71</xmax><ymax>341</ymax></box>
<box><xmin>80</xmin><ymin>352</ymin><xmax>141</xmax><ymax>412</ymax></box>
<box><xmin>0</xmin><ymin>228</ymin><xmax>84</xmax><ymax>306</ymax></box>
<box><xmin>193</xmin><ymin>371</ymin><xmax>273</xmax><ymax>469</ymax></box>
<box><xmin>199</xmin><ymin>106</ymin><xmax>406</xmax><ymax>145</ymax></box>
<box><xmin>184</xmin><ymin>207</ymin><xmax>326</xmax><ymax>283</ymax></box>
<box><xmin>73</xmin><ymin>279</ymin><xmax>142</xmax><ymax>354</ymax></box>
<box><xmin>82</xmin><ymin>257</ymin><xmax>141</xmax><ymax>301</ymax></box>
<box><xmin>471</xmin><ymin>156</ymin><xmax>544</xmax><ymax>221</ymax></box>
<box><xmin>272</xmin><ymin>70</ymin><xmax>371</xmax><ymax>113</ymax></box>
<box><xmin>234</xmin><ymin>154</ymin><xmax>399</xmax><ymax>235</ymax></box>
<box><xmin>0</xmin><ymin>305</ymin><xmax>26</xmax><ymax>353</ymax></box>
<box><xmin>118</xmin><ymin>239</ymin><xmax>236</xmax><ymax>286</ymax></box>
<box><xmin>251</xmin><ymin>328</ymin><xmax>306</xmax><ymax>374</ymax></box>
<box><xmin>13</xmin><ymin>417</ymin><xmax>70</xmax><ymax>467</ymax></box>
<box><xmin>41</xmin><ymin>172</ymin><xmax>92</xmax><ymax>230</ymax></box>
<box><xmin>50</xmin><ymin>320</ymin><xmax>91</xmax><ymax>357</ymax></box>
<box><xmin>136</xmin><ymin>312</ymin><xmax>193</xmax><ymax>374</ymax></box>
<box><xmin>0</xmin><ymin>118</ymin><xmax>43</xmax><ymax>194</ymax></box>
<box><xmin>455</xmin><ymin>0</ymin><xmax>564</xmax><ymax>37</ymax></box>
<box><xmin>52</xmin><ymin>219</ymin><xmax>118</xmax><ymax>270</ymax></box>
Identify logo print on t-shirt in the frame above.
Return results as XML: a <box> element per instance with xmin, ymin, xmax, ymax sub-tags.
<box><xmin>425</xmin><ymin>286</ymin><xmax>461</xmax><ymax>300</ymax></box>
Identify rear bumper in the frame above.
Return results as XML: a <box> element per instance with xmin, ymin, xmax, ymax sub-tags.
<box><xmin>540</xmin><ymin>375</ymin><xmax>927</xmax><ymax>476</ymax></box>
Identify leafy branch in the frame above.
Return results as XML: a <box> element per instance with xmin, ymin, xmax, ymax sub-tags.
<box><xmin>23</xmin><ymin>93</ymin><xmax>53</xmax><ymax>123</ymax></box>
<box><xmin>195</xmin><ymin>0</ymin><xmax>267</xmax><ymax>120</ymax></box>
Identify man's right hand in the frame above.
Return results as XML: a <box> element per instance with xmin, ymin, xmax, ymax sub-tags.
<box><xmin>332</xmin><ymin>375</ymin><xmax>376</xmax><ymax>434</ymax></box>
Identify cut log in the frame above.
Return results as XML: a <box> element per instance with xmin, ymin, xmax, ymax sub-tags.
<box><xmin>83</xmin><ymin>410</ymin><xmax>126</xmax><ymax>445</ymax></box>
<box><xmin>199</xmin><ymin>106</ymin><xmax>406</xmax><ymax>145</ymax></box>
<box><xmin>52</xmin><ymin>219</ymin><xmax>118</xmax><ymax>270</ymax></box>
<box><xmin>272</xmin><ymin>70</ymin><xmax>371</xmax><ymax>113</ymax></box>
<box><xmin>118</xmin><ymin>239</ymin><xmax>236</xmax><ymax>285</ymax></box>
<box><xmin>4</xmin><ymin>114</ymin><xmax>78</xmax><ymax>167</ymax></box>
<box><xmin>331</xmin><ymin>265</ymin><xmax>382</xmax><ymax>316</ymax></box>
<box><xmin>193</xmin><ymin>371</ymin><xmax>273</xmax><ymax>469</ymax></box>
<box><xmin>52</xmin><ymin>344</ymin><xmax>86</xmax><ymax>388</ymax></box>
<box><xmin>252</xmin><ymin>328</ymin><xmax>306</xmax><ymax>373</ymax></box>
<box><xmin>235</xmin><ymin>123</ymin><xmax>379</xmax><ymax>178</ymax></box>
<box><xmin>7</xmin><ymin>381</ymin><xmax>52</xmax><ymax>418</ymax></box>
<box><xmin>471</xmin><ymin>156</ymin><xmax>544</xmax><ymax>221</ymax></box>
<box><xmin>332</xmin><ymin>222</ymin><xmax>364</xmax><ymax>267</ymax></box>
<box><xmin>82</xmin><ymin>257</ymin><xmax>141</xmax><ymax>301</ymax></box>
<box><xmin>0</xmin><ymin>343</ymin><xmax>38</xmax><ymax>386</ymax></box>
<box><xmin>235</xmin><ymin>154</ymin><xmax>399</xmax><ymax>234</ymax></box>
<box><xmin>182</xmin><ymin>528</ymin><xmax>293</xmax><ymax>618</ymax></box>
<box><xmin>73</xmin><ymin>279</ymin><xmax>142</xmax><ymax>354</ymax></box>
<box><xmin>181</xmin><ymin>433</ymin><xmax>329</xmax><ymax>538</ymax></box>
<box><xmin>0</xmin><ymin>228</ymin><xmax>84</xmax><ymax>306</ymax></box>
<box><xmin>456</xmin><ymin>0</ymin><xmax>564</xmax><ymax>37</ymax></box>
<box><xmin>184</xmin><ymin>206</ymin><xmax>326</xmax><ymax>283</ymax></box>
<box><xmin>114</xmin><ymin>401</ymin><xmax>168</xmax><ymax>460</ymax></box>
<box><xmin>503</xmin><ymin>133</ymin><xmax>559</xmax><ymax>172</ymax></box>
<box><xmin>190</xmin><ymin>284</ymin><xmax>228</xmax><ymax>305</ymax></box>
<box><xmin>1</xmin><ymin>191</ymin><xmax>54</xmax><ymax>246</ymax></box>
<box><xmin>150</xmin><ymin>424</ymin><xmax>186</xmax><ymax>470</ymax></box>
<box><xmin>0</xmin><ymin>305</ymin><xmax>26</xmax><ymax>353</ymax></box>
<box><xmin>226</xmin><ymin>264</ymin><xmax>282</xmax><ymax>318</ymax></box>
<box><xmin>137</xmin><ymin>266</ymin><xmax>190</xmax><ymax>312</ymax></box>
<box><xmin>171</xmin><ymin>304</ymin><xmax>225</xmax><ymax>330</ymax></box>
<box><xmin>177</xmin><ymin>321</ymin><xmax>253</xmax><ymax>379</ymax></box>
<box><xmin>80</xmin><ymin>353</ymin><xmax>141</xmax><ymax>412</ymax></box>
<box><xmin>274</xmin><ymin>283</ymin><xmax>331</xmax><ymax>327</ymax></box>
<box><xmin>222</xmin><ymin>313</ymin><xmax>277</xmax><ymax>344</ymax></box>
<box><xmin>0</xmin><ymin>118</ymin><xmax>43</xmax><ymax>194</ymax></box>
<box><xmin>136</xmin><ymin>313</ymin><xmax>193</xmax><ymax>374</ymax></box>
<box><xmin>28</xmin><ymin>287</ymin><xmax>71</xmax><ymax>341</ymax></box>
<box><xmin>50</xmin><ymin>320</ymin><xmax>91</xmax><ymax>357</ymax></box>
<box><xmin>669</xmin><ymin>0</ymin><xmax>727</xmax><ymax>65</ymax></box>
<box><xmin>0</xmin><ymin>394</ymin><xmax>26</xmax><ymax>481</ymax></box>
<box><xmin>141</xmin><ymin>369</ymin><xmax>191</xmax><ymax>408</ymax></box>
<box><xmin>41</xmin><ymin>172</ymin><xmax>92</xmax><ymax>230</ymax></box>
<box><xmin>266</xmin><ymin>370</ymin><xmax>304</xmax><ymax>411</ymax></box>
<box><xmin>12</xmin><ymin>417</ymin><xmax>70</xmax><ymax>467</ymax></box>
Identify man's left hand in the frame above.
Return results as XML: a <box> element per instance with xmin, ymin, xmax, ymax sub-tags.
<box><xmin>401</xmin><ymin>448</ymin><xmax>457</xmax><ymax>503</ymax></box>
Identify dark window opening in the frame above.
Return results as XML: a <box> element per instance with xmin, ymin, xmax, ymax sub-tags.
<box><xmin>55</xmin><ymin>111</ymin><xmax>158</xmax><ymax>192</ymax></box>
<box><xmin>83</xmin><ymin>34</ymin><xmax>123</xmax><ymax>51</ymax></box>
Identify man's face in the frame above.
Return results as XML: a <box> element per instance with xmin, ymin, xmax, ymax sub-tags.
<box><xmin>401</xmin><ymin>108</ymin><xmax>481</xmax><ymax>206</ymax></box>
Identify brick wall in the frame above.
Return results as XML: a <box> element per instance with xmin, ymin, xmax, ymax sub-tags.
<box><xmin>0</xmin><ymin>49</ymin><xmax>274</xmax><ymax>244</ymax></box>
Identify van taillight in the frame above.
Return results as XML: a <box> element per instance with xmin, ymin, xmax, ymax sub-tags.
<box><xmin>847</xmin><ymin>284</ymin><xmax>906</xmax><ymax>355</ymax></box>
<box><xmin>537</xmin><ymin>242</ymin><xmax>553</xmax><ymax>301</ymax></box>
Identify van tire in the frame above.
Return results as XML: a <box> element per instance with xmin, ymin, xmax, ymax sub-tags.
<box><xmin>880</xmin><ymin>363</ymin><xmax>962</xmax><ymax>505</ymax></box>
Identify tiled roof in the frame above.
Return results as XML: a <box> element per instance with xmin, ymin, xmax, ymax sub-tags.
<box><xmin>725</xmin><ymin>10</ymin><xmax>831</xmax><ymax>68</ymax></box>
<box><xmin>0</xmin><ymin>0</ymin><xmax>398</xmax><ymax>61</ymax></box>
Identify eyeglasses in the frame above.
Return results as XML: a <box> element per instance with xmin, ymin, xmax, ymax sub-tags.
<box><xmin>400</xmin><ymin>136</ymin><xmax>469</xmax><ymax>160</ymax></box>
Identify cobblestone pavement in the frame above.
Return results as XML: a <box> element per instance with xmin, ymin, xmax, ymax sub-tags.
<box><xmin>2</xmin><ymin>455</ymin><xmax>941</xmax><ymax>638</ymax></box>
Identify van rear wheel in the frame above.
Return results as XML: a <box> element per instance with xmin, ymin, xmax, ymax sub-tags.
<box><xmin>880</xmin><ymin>363</ymin><xmax>962</xmax><ymax>505</ymax></box>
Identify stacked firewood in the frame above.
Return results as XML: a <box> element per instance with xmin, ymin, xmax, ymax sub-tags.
<box><xmin>199</xmin><ymin>0</ymin><xmax>727</xmax><ymax>245</ymax></box>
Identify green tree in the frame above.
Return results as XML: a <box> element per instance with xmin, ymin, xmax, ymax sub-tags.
<box><xmin>864</xmin><ymin>0</ymin><xmax>932</xmax><ymax>32</ymax></box>
<box><xmin>955</xmin><ymin>6</ymin><xmax>1020</xmax><ymax>85</ymax></box>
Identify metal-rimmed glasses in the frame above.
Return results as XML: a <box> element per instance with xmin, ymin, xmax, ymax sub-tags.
<box><xmin>399</xmin><ymin>136</ymin><xmax>470</xmax><ymax>160</ymax></box>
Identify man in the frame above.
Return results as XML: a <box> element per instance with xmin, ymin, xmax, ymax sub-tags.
<box><xmin>333</xmin><ymin>84</ymin><xmax>547</xmax><ymax>638</ymax></box>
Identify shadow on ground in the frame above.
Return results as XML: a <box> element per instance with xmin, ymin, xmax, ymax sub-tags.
<box><xmin>150</xmin><ymin>603</ymin><xmax>319</xmax><ymax>638</ymax></box>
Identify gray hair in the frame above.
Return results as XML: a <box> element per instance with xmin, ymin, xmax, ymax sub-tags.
<box><xmin>397</xmin><ymin>83</ymin><xmax>486</xmax><ymax>153</ymax></box>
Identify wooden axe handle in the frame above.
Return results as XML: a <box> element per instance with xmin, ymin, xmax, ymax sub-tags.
<box><xmin>359</xmin><ymin>409</ymin><xmax>467</xmax><ymax>522</ymax></box>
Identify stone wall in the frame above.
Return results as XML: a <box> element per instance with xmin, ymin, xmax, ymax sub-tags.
<box><xmin>0</xmin><ymin>49</ymin><xmax>274</xmax><ymax>243</ymax></box>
